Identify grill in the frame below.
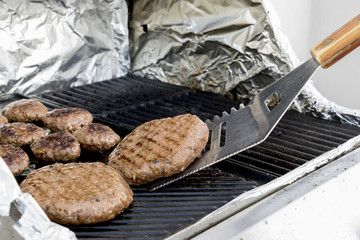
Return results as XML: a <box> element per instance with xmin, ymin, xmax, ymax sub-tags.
<box><xmin>4</xmin><ymin>75</ymin><xmax>360</xmax><ymax>239</ymax></box>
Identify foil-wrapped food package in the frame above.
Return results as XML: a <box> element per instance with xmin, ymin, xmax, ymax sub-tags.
<box><xmin>0</xmin><ymin>158</ymin><xmax>76</xmax><ymax>240</ymax></box>
<box><xmin>0</xmin><ymin>0</ymin><xmax>130</xmax><ymax>95</ymax></box>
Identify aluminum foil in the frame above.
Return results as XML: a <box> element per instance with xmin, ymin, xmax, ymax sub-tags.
<box><xmin>0</xmin><ymin>0</ymin><xmax>130</xmax><ymax>96</ymax></box>
<box><xmin>0</xmin><ymin>158</ymin><xmax>77</xmax><ymax>240</ymax></box>
<box><xmin>129</xmin><ymin>0</ymin><xmax>296</xmax><ymax>96</ymax></box>
<box><xmin>292</xmin><ymin>82</ymin><xmax>360</xmax><ymax>128</ymax></box>
<box><xmin>129</xmin><ymin>0</ymin><xmax>360</xmax><ymax>127</ymax></box>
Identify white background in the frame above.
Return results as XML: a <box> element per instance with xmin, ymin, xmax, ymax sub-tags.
<box><xmin>271</xmin><ymin>0</ymin><xmax>360</xmax><ymax>109</ymax></box>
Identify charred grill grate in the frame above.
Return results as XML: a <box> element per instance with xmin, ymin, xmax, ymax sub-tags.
<box><xmin>19</xmin><ymin>75</ymin><xmax>360</xmax><ymax>239</ymax></box>
<box><xmin>32</xmin><ymin>75</ymin><xmax>244</xmax><ymax>133</ymax></box>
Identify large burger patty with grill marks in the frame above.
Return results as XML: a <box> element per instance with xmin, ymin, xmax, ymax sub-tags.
<box><xmin>20</xmin><ymin>162</ymin><xmax>133</xmax><ymax>225</ymax></box>
<box><xmin>108</xmin><ymin>114</ymin><xmax>209</xmax><ymax>185</ymax></box>
<box><xmin>1</xmin><ymin>99</ymin><xmax>48</xmax><ymax>122</ymax></box>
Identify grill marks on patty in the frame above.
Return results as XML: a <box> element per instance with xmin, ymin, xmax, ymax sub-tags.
<box><xmin>30</xmin><ymin>131</ymin><xmax>81</xmax><ymax>162</ymax></box>
<box><xmin>108</xmin><ymin>114</ymin><xmax>209</xmax><ymax>185</ymax></box>
<box><xmin>0</xmin><ymin>144</ymin><xmax>29</xmax><ymax>176</ymax></box>
<box><xmin>73</xmin><ymin>123</ymin><xmax>120</xmax><ymax>152</ymax></box>
<box><xmin>42</xmin><ymin>108</ymin><xmax>93</xmax><ymax>132</ymax></box>
<box><xmin>20</xmin><ymin>162</ymin><xmax>133</xmax><ymax>225</ymax></box>
<box><xmin>1</xmin><ymin>99</ymin><xmax>48</xmax><ymax>122</ymax></box>
<box><xmin>0</xmin><ymin>122</ymin><xmax>46</xmax><ymax>147</ymax></box>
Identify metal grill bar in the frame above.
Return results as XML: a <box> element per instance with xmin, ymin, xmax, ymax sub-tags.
<box><xmin>68</xmin><ymin>169</ymin><xmax>256</xmax><ymax>239</ymax></box>
<box><xmin>279</xmin><ymin>119</ymin><xmax>353</xmax><ymax>143</ymax></box>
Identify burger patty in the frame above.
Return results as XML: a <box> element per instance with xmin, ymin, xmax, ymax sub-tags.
<box><xmin>20</xmin><ymin>162</ymin><xmax>133</xmax><ymax>225</ymax></box>
<box><xmin>31</xmin><ymin>131</ymin><xmax>81</xmax><ymax>162</ymax></box>
<box><xmin>1</xmin><ymin>99</ymin><xmax>48</xmax><ymax>122</ymax></box>
<box><xmin>0</xmin><ymin>145</ymin><xmax>29</xmax><ymax>176</ymax></box>
<box><xmin>0</xmin><ymin>122</ymin><xmax>46</xmax><ymax>147</ymax></box>
<box><xmin>0</xmin><ymin>115</ymin><xmax>8</xmax><ymax>125</ymax></box>
<box><xmin>73</xmin><ymin>123</ymin><xmax>120</xmax><ymax>152</ymax></box>
<box><xmin>108</xmin><ymin>114</ymin><xmax>209</xmax><ymax>185</ymax></box>
<box><xmin>42</xmin><ymin>108</ymin><xmax>93</xmax><ymax>132</ymax></box>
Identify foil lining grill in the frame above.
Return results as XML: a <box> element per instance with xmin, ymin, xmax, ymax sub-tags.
<box><xmin>5</xmin><ymin>75</ymin><xmax>358</xmax><ymax>239</ymax></box>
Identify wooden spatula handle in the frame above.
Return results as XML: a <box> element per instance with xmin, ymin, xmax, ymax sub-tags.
<box><xmin>310</xmin><ymin>14</ymin><xmax>360</xmax><ymax>69</ymax></box>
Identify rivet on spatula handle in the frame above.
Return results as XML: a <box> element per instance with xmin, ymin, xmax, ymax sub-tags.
<box><xmin>310</xmin><ymin>14</ymin><xmax>360</xmax><ymax>69</ymax></box>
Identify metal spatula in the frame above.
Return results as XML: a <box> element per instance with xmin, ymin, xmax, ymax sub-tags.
<box><xmin>149</xmin><ymin>14</ymin><xmax>360</xmax><ymax>191</ymax></box>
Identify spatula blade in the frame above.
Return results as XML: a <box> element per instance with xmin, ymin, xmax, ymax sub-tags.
<box><xmin>149</xmin><ymin>58</ymin><xmax>319</xmax><ymax>191</ymax></box>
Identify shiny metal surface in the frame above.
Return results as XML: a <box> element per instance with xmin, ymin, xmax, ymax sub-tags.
<box><xmin>150</xmin><ymin>58</ymin><xmax>320</xmax><ymax>191</ymax></box>
<box><xmin>0</xmin><ymin>0</ymin><xmax>129</xmax><ymax>95</ymax></box>
<box><xmin>129</xmin><ymin>0</ymin><xmax>295</xmax><ymax>95</ymax></box>
<box><xmin>129</xmin><ymin>0</ymin><xmax>360</xmax><ymax>128</ymax></box>
<box><xmin>168</xmin><ymin>133</ymin><xmax>360</xmax><ymax>240</ymax></box>
<box><xmin>193</xmin><ymin>145</ymin><xmax>360</xmax><ymax>240</ymax></box>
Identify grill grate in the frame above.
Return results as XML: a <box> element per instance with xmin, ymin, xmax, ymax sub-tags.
<box><xmin>70</xmin><ymin>169</ymin><xmax>256</xmax><ymax>240</ymax></box>
<box><xmin>24</xmin><ymin>75</ymin><xmax>360</xmax><ymax>239</ymax></box>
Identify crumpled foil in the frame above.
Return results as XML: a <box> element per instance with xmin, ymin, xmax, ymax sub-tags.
<box><xmin>292</xmin><ymin>82</ymin><xmax>360</xmax><ymax>128</ymax></box>
<box><xmin>0</xmin><ymin>0</ymin><xmax>129</xmax><ymax>96</ymax></box>
<box><xmin>0</xmin><ymin>158</ymin><xmax>76</xmax><ymax>240</ymax></box>
<box><xmin>129</xmin><ymin>0</ymin><xmax>296</xmax><ymax>97</ymax></box>
<box><xmin>129</xmin><ymin>0</ymin><xmax>360</xmax><ymax>127</ymax></box>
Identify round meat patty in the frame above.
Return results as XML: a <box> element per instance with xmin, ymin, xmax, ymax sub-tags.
<box><xmin>42</xmin><ymin>108</ymin><xmax>93</xmax><ymax>132</ymax></box>
<box><xmin>20</xmin><ymin>162</ymin><xmax>133</xmax><ymax>225</ymax></box>
<box><xmin>73</xmin><ymin>123</ymin><xmax>120</xmax><ymax>152</ymax></box>
<box><xmin>0</xmin><ymin>122</ymin><xmax>46</xmax><ymax>147</ymax></box>
<box><xmin>0</xmin><ymin>145</ymin><xmax>29</xmax><ymax>176</ymax></box>
<box><xmin>0</xmin><ymin>115</ymin><xmax>8</xmax><ymax>125</ymax></box>
<box><xmin>108</xmin><ymin>114</ymin><xmax>209</xmax><ymax>185</ymax></box>
<box><xmin>1</xmin><ymin>99</ymin><xmax>48</xmax><ymax>122</ymax></box>
<box><xmin>31</xmin><ymin>131</ymin><xmax>81</xmax><ymax>162</ymax></box>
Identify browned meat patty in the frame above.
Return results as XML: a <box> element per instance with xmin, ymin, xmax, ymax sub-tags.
<box><xmin>31</xmin><ymin>131</ymin><xmax>81</xmax><ymax>162</ymax></box>
<box><xmin>0</xmin><ymin>145</ymin><xmax>29</xmax><ymax>176</ymax></box>
<box><xmin>42</xmin><ymin>108</ymin><xmax>93</xmax><ymax>132</ymax></box>
<box><xmin>0</xmin><ymin>122</ymin><xmax>46</xmax><ymax>147</ymax></box>
<box><xmin>108</xmin><ymin>114</ymin><xmax>209</xmax><ymax>185</ymax></box>
<box><xmin>0</xmin><ymin>115</ymin><xmax>8</xmax><ymax>125</ymax></box>
<box><xmin>73</xmin><ymin>123</ymin><xmax>120</xmax><ymax>152</ymax></box>
<box><xmin>1</xmin><ymin>99</ymin><xmax>48</xmax><ymax>122</ymax></box>
<box><xmin>20</xmin><ymin>162</ymin><xmax>133</xmax><ymax>225</ymax></box>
